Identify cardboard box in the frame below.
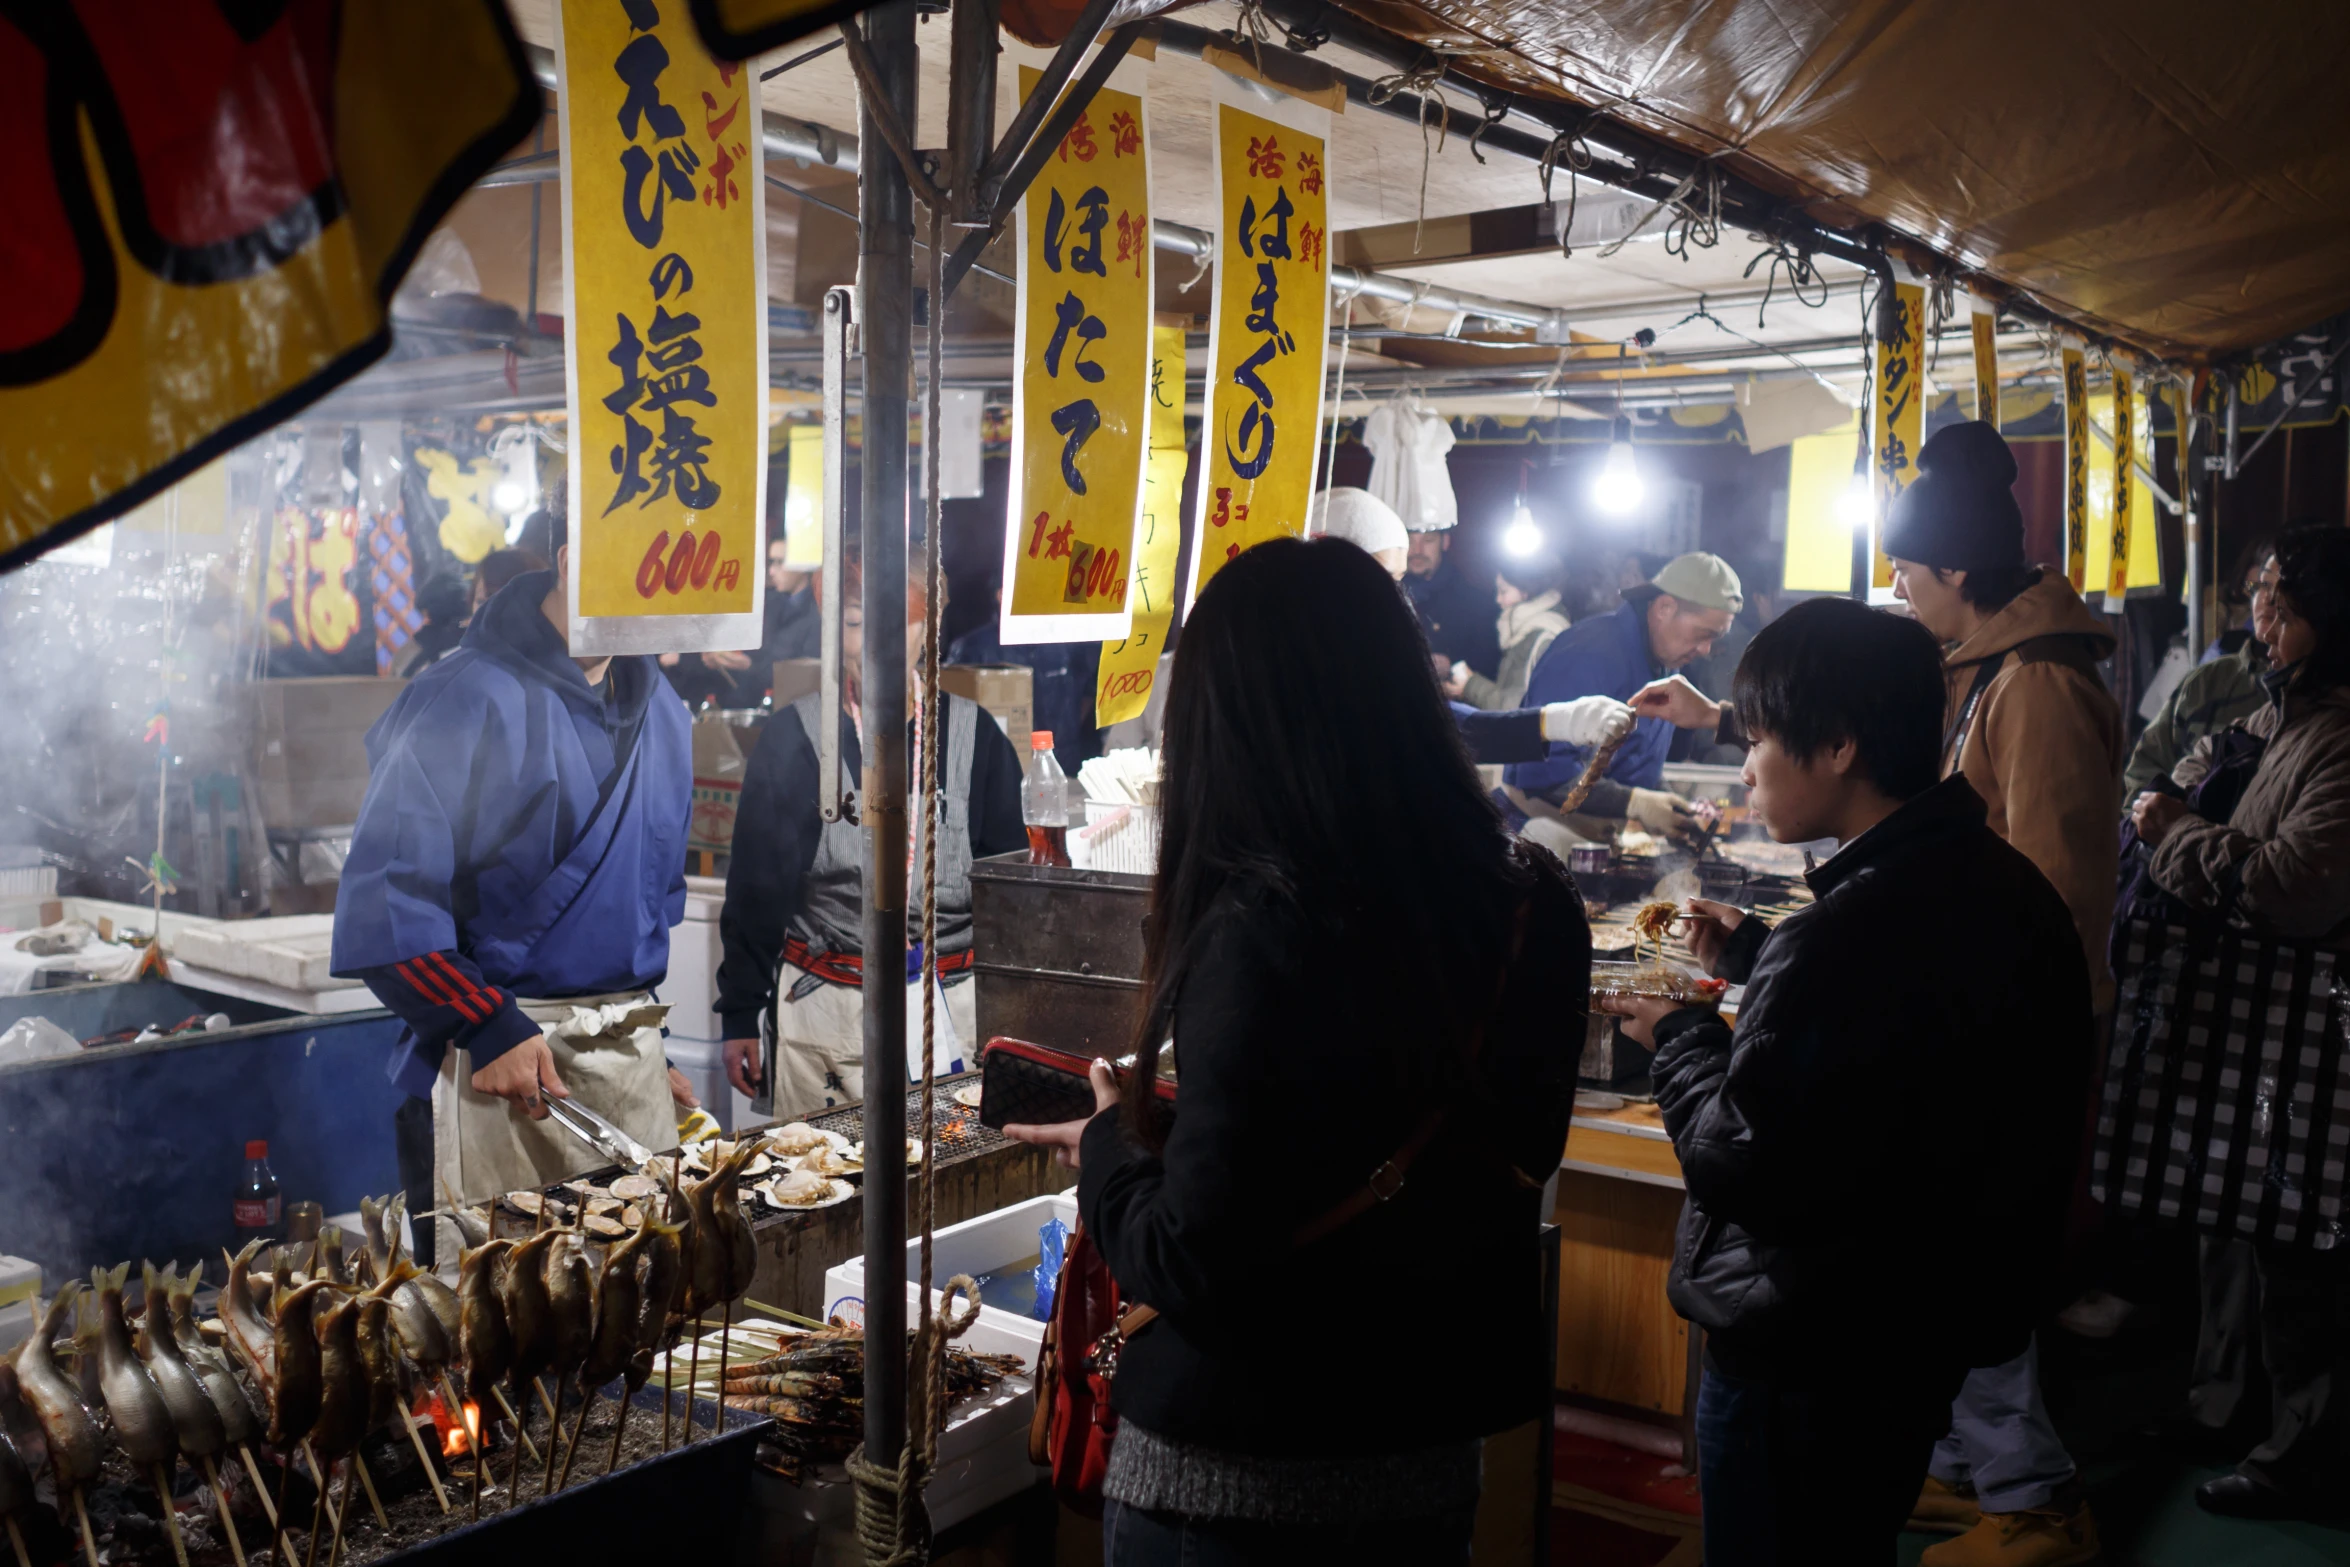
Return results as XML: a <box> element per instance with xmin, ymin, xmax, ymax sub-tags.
<box><xmin>689</xmin><ymin>714</ymin><xmax>750</xmax><ymax>853</ymax></box>
<box><xmin>941</xmin><ymin>664</ymin><xmax>1033</xmax><ymax>755</ymax></box>
<box><xmin>769</xmin><ymin>657</ymin><xmax>820</xmax><ymax>709</ymax></box>
<box><xmin>249</xmin><ymin>677</ymin><xmax>406</xmax><ymax>830</ymax></box>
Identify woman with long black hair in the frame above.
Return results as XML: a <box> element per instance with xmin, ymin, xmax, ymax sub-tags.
<box><xmin>2132</xmin><ymin>524</ymin><xmax>2350</xmax><ymax>1519</ymax></box>
<box><xmin>1007</xmin><ymin>535</ymin><xmax>1589</xmax><ymax>1564</ymax></box>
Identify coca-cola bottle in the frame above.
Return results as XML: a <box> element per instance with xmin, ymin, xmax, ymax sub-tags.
<box><xmin>234</xmin><ymin>1139</ymin><xmax>282</xmax><ymax>1247</ymax></box>
<box><xmin>1022</xmin><ymin>732</ymin><xmax>1072</xmax><ymax>867</ymax></box>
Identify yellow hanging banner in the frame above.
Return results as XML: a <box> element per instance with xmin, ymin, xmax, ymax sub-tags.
<box><xmin>1096</xmin><ymin>318</ymin><xmax>1190</xmax><ymax>726</ymax></box>
<box><xmin>2108</xmin><ymin>368</ymin><xmax>2134</xmax><ymax>600</ymax></box>
<box><xmin>559</xmin><ymin>0</ymin><xmax>767</xmax><ymax>655</ymax></box>
<box><xmin>1869</xmin><ymin>280</ymin><xmax>1925</xmax><ymax>589</ymax></box>
<box><xmin>1186</xmin><ymin>82</ymin><xmax>1332</xmax><ymax>610</ymax></box>
<box><xmin>2062</xmin><ymin>347</ymin><xmax>2090</xmax><ymax>591</ymax></box>
<box><xmin>1000</xmin><ymin>65</ymin><xmax>1153</xmax><ymax>644</ymax></box>
<box><xmin>1971</xmin><ymin>309</ymin><xmax>2000</xmax><ymax>428</ymax></box>
<box><xmin>2085</xmin><ymin>390</ymin><xmax>2161</xmax><ymax>601</ymax></box>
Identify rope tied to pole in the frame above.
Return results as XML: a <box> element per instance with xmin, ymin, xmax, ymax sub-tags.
<box><xmin>1366</xmin><ymin>50</ymin><xmax>1456</xmax><ymax>255</ymax></box>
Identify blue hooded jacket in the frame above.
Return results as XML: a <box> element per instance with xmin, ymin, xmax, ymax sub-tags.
<box><xmin>1503</xmin><ymin>599</ymin><xmax>1673</xmax><ymax>806</ymax></box>
<box><xmin>331</xmin><ymin>570</ymin><xmax>692</xmax><ymax>1098</ymax></box>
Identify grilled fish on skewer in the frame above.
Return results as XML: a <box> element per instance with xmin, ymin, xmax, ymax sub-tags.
<box><xmin>317</xmin><ymin>1229</ymin><xmax>350</xmax><ymax>1287</ymax></box>
<box><xmin>219</xmin><ymin>1242</ymin><xmax>277</xmax><ymax>1388</ymax></box>
<box><xmin>543</xmin><ymin>1229</ymin><xmax>597</xmax><ymax>1387</ymax></box>
<box><xmin>84</xmin><ymin>1265</ymin><xmax>177</xmax><ymax>1467</ymax></box>
<box><xmin>137</xmin><ymin>1264</ymin><xmax>225</xmax><ymax>1460</ymax></box>
<box><xmin>0</xmin><ymin>1364</ymin><xmax>46</xmax><ymax>1521</ymax></box>
<box><xmin>498</xmin><ymin>1228</ymin><xmax>563</xmax><ymax>1389</ymax></box>
<box><xmin>682</xmin><ymin>1143</ymin><xmax>758</xmax><ymax>1315</ymax></box>
<box><xmin>267</xmin><ymin>1280</ymin><xmax>332</xmax><ymax>1447</ymax></box>
<box><xmin>359</xmin><ymin>1197</ymin><xmax>395</xmax><ymax>1283</ymax></box>
<box><xmin>582</xmin><ymin>1219</ymin><xmax>663</xmax><ymax>1392</ymax></box>
<box><xmin>309</xmin><ymin>1294</ymin><xmax>370</xmax><ymax>1459</ymax></box>
<box><xmin>456</xmin><ymin>1242</ymin><xmax>516</xmax><ymax>1403</ymax></box>
<box><xmin>10</xmin><ymin>1288</ymin><xmax>101</xmax><ymax>1487</ymax></box>
<box><xmin>376</xmin><ymin>1258</ymin><xmax>451</xmax><ymax>1371</ymax></box>
<box><xmin>385</xmin><ymin>1196</ymin><xmax>463</xmax><ymax>1350</ymax></box>
<box><xmin>165</xmin><ymin>1267</ymin><xmax>260</xmax><ymax>1447</ymax></box>
<box><xmin>355</xmin><ymin>1296</ymin><xmax>402</xmax><ymax>1430</ymax></box>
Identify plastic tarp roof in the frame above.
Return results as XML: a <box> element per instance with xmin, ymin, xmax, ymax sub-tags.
<box><xmin>1337</xmin><ymin>0</ymin><xmax>2350</xmax><ymax>359</ymax></box>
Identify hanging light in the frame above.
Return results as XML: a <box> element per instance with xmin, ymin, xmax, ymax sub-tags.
<box><xmin>1836</xmin><ymin>476</ymin><xmax>1876</xmax><ymax>532</ymax></box>
<box><xmin>1502</xmin><ymin>499</ymin><xmax>1543</xmax><ymax>557</ymax></box>
<box><xmin>1592</xmin><ymin>415</ymin><xmax>1644</xmax><ymax>517</ymax></box>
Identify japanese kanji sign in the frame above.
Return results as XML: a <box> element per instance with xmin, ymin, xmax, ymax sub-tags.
<box><xmin>1001</xmin><ymin>64</ymin><xmax>1152</xmax><ymax>644</ymax></box>
<box><xmin>2108</xmin><ymin>367</ymin><xmax>2134</xmax><ymax>600</ymax></box>
<box><xmin>1870</xmin><ymin>279</ymin><xmax>1925</xmax><ymax>592</ymax></box>
<box><xmin>2062</xmin><ymin>345</ymin><xmax>2090</xmax><ymax>591</ymax></box>
<box><xmin>1971</xmin><ymin>304</ymin><xmax>2000</xmax><ymax>429</ymax></box>
<box><xmin>1186</xmin><ymin>82</ymin><xmax>1331</xmax><ymax>611</ymax></box>
<box><xmin>1097</xmin><ymin>317</ymin><xmax>1191</xmax><ymax>726</ymax></box>
<box><xmin>0</xmin><ymin>1</ymin><xmax>538</xmax><ymax>574</ymax></box>
<box><xmin>559</xmin><ymin>0</ymin><xmax>767</xmax><ymax>654</ymax></box>
<box><xmin>2084</xmin><ymin>383</ymin><xmax>2160</xmax><ymax>603</ymax></box>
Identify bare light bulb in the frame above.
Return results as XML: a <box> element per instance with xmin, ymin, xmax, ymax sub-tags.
<box><xmin>1502</xmin><ymin>502</ymin><xmax>1542</xmax><ymax>557</ymax></box>
<box><xmin>1592</xmin><ymin>436</ymin><xmax>1644</xmax><ymax>517</ymax></box>
<box><xmin>492</xmin><ymin>479</ymin><xmax>529</xmax><ymax>514</ymax></box>
<box><xmin>1836</xmin><ymin>476</ymin><xmax>1875</xmax><ymax>532</ymax></box>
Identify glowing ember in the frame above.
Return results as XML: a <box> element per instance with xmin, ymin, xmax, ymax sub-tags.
<box><xmin>415</xmin><ymin>1388</ymin><xmax>485</xmax><ymax>1458</ymax></box>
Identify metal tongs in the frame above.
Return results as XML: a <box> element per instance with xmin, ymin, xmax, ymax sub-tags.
<box><xmin>543</xmin><ymin>1095</ymin><xmax>654</xmax><ymax>1170</ymax></box>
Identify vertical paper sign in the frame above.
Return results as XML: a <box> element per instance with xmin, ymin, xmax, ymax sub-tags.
<box><xmin>1000</xmin><ymin>66</ymin><xmax>1152</xmax><ymax>644</ymax></box>
<box><xmin>1869</xmin><ymin>280</ymin><xmax>1925</xmax><ymax>590</ymax></box>
<box><xmin>2062</xmin><ymin>346</ymin><xmax>2089</xmax><ymax>591</ymax></box>
<box><xmin>1186</xmin><ymin>83</ymin><xmax>1332</xmax><ymax>610</ymax></box>
<box><xmin>2108</xmin><ymin>368</ymin><xmax>2134</xmax><ymax>600</ymax></box>
<box><xmin>1097</xmin><ymin>317</ymin><xmax>1190</xmax><ymax>726</ymax></box>
<box><xmin>559</xmin><ymin>0</ymin><xmax>767</xmax><ymax>655</ymax></box>
<box><xmin>1970</xmin><ymin>305</ymin><xmax>1999</xmax><ymax>428</ymax></box>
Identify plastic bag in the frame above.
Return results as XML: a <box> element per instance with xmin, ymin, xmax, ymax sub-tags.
<box><xmin>0</xmin><ymin>1015</ymin><xmax>81</xmax><ymax>1065</ymax></box>
<box><xmin>1033</xmin><ymin>1216</ymin><xmax>1069</xmax><ymax>1322</ymax></box>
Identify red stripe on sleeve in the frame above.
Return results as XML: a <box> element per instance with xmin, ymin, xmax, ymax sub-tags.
<box><xmin>401</xmin><ymin>956</ymin><xmax>483</xmax><ymax>1023</ymax></box>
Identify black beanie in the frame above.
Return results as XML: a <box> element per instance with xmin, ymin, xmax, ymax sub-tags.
<box><xmin>1881</xmin><ymin>419</ymin><xmax>2025</xmax><ymax>574</ymax></box>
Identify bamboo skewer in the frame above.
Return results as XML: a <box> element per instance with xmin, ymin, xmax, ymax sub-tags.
<box><xmin>300</xmin><ymin>1471</ymin><xmax>327</xmax><ymax>1567</ymax></box>
<box><xmin>201</xmin><ymin>1454</ymin><xmax>250</xmax><ymax>1567</ymax></box>
<box><xmin>5</xmin><ymin>1515</ymin><xmax>31</xmax><ymax>1567</ymax></box>
<box><xmin>488</xmin><ymin>1386</ymin><xmax>542</xmax><ymax>1465</ymax></box>
<box><xmin>604</xmin><ymin>1396</ymin><xmax>631</xmax><ymax>1477</ymax></box>
<box><xmin>712</xmin><ymin>1300</ymin><xmax>733</xmax><ymax>1440</ymax></box>
<box><xmin>684</xmin><ymin>1319</ymin><xmax>703</xmax><ymax>1446</ymax></box>
<box><xmin>325</xmin><ymin>1465</ymin><xmax>354</xmax><ymax>1567</ymax></box>
<box><xmin>539</xmin><ymin>1382</ymin><xmax>565</xmax><ymax>1497</ymax></box>
<box><xmin>504</xmin><ymin>1379</ymin><xmax>530</xmax><ymax>1506</ymax></box>
<box><xmin>238</xmin><ymin>1443</ymin><xmax>279</xmax><ymax>1528</ymax></box>
<box><xmin>401</xmin><ymin>1411</ymin><xmax>452</xmax><ymax>1515</ymax></box>
<box><xmin>152</xmin><ymin>1464</ymin><xmax>191</xmax><ymax>1567</ymax></box>
<box><xmin>71</xmin><ymin>1486</ymin><xmax>100</xmax><ymax>1567</ymax></box>
<box><xmin>268</xmin><ymin>1451</ymin><xmax>292</xmax><ymax>1567</ymax></box>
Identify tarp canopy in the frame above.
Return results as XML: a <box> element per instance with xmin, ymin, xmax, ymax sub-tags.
<box><xmin>1334</xmin><ymin>0</ymin><xmax>2350</xmax><ymax>359</ymax></box>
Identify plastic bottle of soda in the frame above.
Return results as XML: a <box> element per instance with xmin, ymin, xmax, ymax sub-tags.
<box><xmin>234</xmin><ymin>1140</ymin><xmax>282</xmax><ymax>1248</ymax></box>
<box><xmin>1023</xmin><ymin>732</ymin><xmax>1072</xmax><ymax>867</ymax></box>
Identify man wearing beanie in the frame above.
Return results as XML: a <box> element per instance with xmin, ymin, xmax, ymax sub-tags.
<box><xmin>1886</xmin><ymin>419</ymin><xmax>2119</xmax><ymax>1567</ymax></box>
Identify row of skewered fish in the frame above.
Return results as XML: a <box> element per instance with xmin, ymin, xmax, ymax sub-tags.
<box><xmin>0</xmin><ymin>1140</ymin><xmax>771</xmax><ymax>1566</ymax></box>
<box><xmin>722</xmin><ymin>1322</ymin><xmax>1021</xmax><ymax>1484</ymax></box>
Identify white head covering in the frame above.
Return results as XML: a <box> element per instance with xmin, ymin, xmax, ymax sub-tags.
<box><xmin>1308</xmin><ymin>487</ymin><xmax>1408</xmax><ymax>557</ymax></box>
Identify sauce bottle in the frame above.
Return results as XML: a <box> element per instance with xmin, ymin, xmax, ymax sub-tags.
<box><xmin>234</xmin><ymin>1140</ymin><xmax>282</xmax><ymax>1247</ymax></box>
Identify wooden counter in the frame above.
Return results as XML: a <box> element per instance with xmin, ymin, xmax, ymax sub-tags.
<box><xmin>1554</xmin><ymin>1102</ymin><xmax>1697</xmax><ymax>1438</ymax></box>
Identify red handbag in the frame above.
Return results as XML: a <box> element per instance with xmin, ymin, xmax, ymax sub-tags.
<box><xmin>1027</xmin><ymin>1219</ymin><xmax>1153</xmax><ymax>1516</ymax></box>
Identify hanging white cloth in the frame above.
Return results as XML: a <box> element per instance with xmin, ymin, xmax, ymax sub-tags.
<box><xmin>1361</xmin><ymin>397</ymin><xmax>1459</xmax><ymax>532</ymax></box>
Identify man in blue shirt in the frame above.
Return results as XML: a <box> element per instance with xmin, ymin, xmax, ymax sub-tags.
<box><xmin>332</xmin><ymin>520</ymin><xmax>695</xmax><ymax>1246</ymax></box>
<box><xmin>1505</xmin><ymin>553</ymin><xmax>1742</xmax><ymax>840</ymax></box>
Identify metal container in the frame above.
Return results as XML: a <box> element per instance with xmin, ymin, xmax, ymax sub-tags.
<box><xmin>968</xmin><ymin>852</ymin><xmax>1148</xmax><ymax>1060</ymax></box>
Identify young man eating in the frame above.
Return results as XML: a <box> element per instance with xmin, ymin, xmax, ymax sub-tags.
<box><xmin>1603</xmin><ymin>598</ymin><xmax>2093</xmax><ymax>1567</ymax></box>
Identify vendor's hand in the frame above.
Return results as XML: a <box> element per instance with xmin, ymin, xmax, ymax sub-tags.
<box><xmin>1541</xmin><ymin>696</ymin><xmax>1636</xmax><ymax>748</ymax></box>
<box><xmin>1002</xmin><ymin>1059</ymin><xmax>1119</xmax><ymax>1172</ymax></box>
<box><xmin>1627</xmin><ymin>787</ymin><xmax>1700</xmax><ymax>839</ymax></box>
<box><xmin>1440</xmin><ymin>661</ymin><xmax>1470</xmax><ymax>700</ymax></box>
<box><xmin>471</xmin><ymin>1035</ymin><xmax>569</xmax><ymax>1120</ymax></box>
<box><xmin>667</xmin><ymin>1065</ymin><xmax>700</xmax><ymax>1110</ymax></box>
<box><xmin>1596</xmin><ymin>993</ymin><xmax>1689</xmax><ymax>1048</ymax></box>
<box><xmin>1680</xmin><ymin>897</ymin><xmax>1746</xmax><ymax>974</ymax></box>
<box><xmin>2132</xmin><ymin>791</ymin><xmax>2190</xmax><ymax>847</ymax></box>
<box><xmin>701</xmin><ymin>649</ymin><xmax>753</xmax><ymax>671</ymax></box>
<box><xmin>722</xmin><ymin>1036</ymin><xmax>763</xmax><ymax>1097</ymax></box>
<box><xmin>1629</xmin><ymin>675</ymin><xmax>1726</xmax><ymax>731</ymax></box>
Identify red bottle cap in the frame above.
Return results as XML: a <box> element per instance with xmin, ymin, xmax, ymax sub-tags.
<box><xmin>245</xmin><ymin>1140</ymin><xmax>268</xmax><ymax>1159</ymax></box>
<box><xmin>1031</xmin><ymin>731</ymin><xmax>1054</xmax><ymax>749</ymax></box>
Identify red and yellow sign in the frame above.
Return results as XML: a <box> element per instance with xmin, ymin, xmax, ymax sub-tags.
<box><xmin>1001</xmin><ymin>66</ymin><xmax>1152</xmax><ymax>644</ymax></box>
<box><xmin>0</xmin><ymin>1</ymin><xmax>537</xmax><ymax>574</ymax></box>
<box><xmin>1869</xmin><ymin>279</ymin><xmax>1926</xmax><ymax>590</ymax></box>
<box><xmin>2062</xmin><ymin>345</ymin><xmax>2090</xmax><ymax>591</ymax></box>
<box><xmin>1097</xmin><ymin>318</ymin><xmax>1190</xmax><ymax>726</ymax></box>
<box><xmin>1186</xmin><ymin>85</ymin><xmax>1331</xmax><ymax>610</ymax></box>
<box><xmin>559</xmin><ymin>0</ymin><xmax>767</xmax><ymax>654</ymax></box>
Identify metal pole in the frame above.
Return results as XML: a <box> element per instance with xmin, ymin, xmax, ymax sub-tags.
<box><xmin>856</xmin><ymin>0</ymin><xmax>916</xmax><ymax>1483</ymax></box>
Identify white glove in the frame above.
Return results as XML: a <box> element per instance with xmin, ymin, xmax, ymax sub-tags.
<box><xmin>1541</xmin><ymin>697</ymin><xmax>1636</xmax><ymax>749</ymax></box>
<box><xmin>1627</xmin><ymin>787</ymin><xmax>1698</xmax><ymax>834</ymax></box>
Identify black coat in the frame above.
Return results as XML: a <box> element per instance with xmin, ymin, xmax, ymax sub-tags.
<box><xmin>1652</xmin><ymin>777</ymin><xmax>2093</xmax><ymax>1382</ymax></box>
<box><xmin>1406</xmin><ymin>560</ymin><xmax>1502</xmax><ymax>680</ymax></box>
<box><xmin>1078</xmin><ymin>849</ymin><xmax>1589</xmax><ymax>1455</ymax></box>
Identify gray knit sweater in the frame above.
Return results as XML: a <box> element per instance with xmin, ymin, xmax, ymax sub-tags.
<box><xmin>1103</xmin><ymin>1420</ymin><xmax>1483</xmax><ymax>1526</ymax></box>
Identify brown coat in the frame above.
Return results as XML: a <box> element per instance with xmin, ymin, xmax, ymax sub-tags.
<box><xmin>2153</xmin><ymin>682</ymin><xmax>2350</xmax><ymax>942</ymax></box>
<box><xmin>1940</xmin><ymin>572</ymin><xmax>2124</xmax><ymax>1007</ymax></box>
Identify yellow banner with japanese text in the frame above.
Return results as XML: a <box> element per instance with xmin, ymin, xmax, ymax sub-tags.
<box><xmin>2062</xmin><ymin>347</ymin><xmax>2090</xmax><ymax>590</ymax></box>
<box><xmin>2085</xmin><ymin>389</ymin><xmax>2160</xmax><ymax>602</ymax></box>
<box><xmin>1971</xmin><ymin>309</ymin><xmax>1999</xmax><ymax>428</ymax></box>
<box><xmin>1869</xmin><ymin>280</ymin><xmax>1925</xmax><ymax>591</ymax></box>
<box><xmin>1001</xmin><ymin>66</ymin><xmax>1152</xmax><ymax>644</ymax></box>
<box><xmin>559</xmin><ymin>0</ymin><xmax>767</xmax><ymax>655</ymax></box>
<box><xmin>1186</xmin><ymin>85</ymin><xmax>1332</xmax><ymax>610</ymax></box>
<box><xmin>1096</xmin><ymin>318</ymin><xmax>1190</xmax><ymax>726</ymax></box>
<box><xmin>2108</xmin><ymin>368</ymin><xmax>2134</xmax><ymax>599</ymax></box>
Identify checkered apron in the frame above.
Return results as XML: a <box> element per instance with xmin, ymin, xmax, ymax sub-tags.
<box><xmin>2093</xmin><ymin>917</ymin><xmax>2350</xmax><ymax>1250</ymax></box>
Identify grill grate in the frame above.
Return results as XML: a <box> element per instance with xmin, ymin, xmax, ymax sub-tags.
<box><xmin>803</xmin><ymin>1075</ymin><xmax>1007</xmax><ymax>1166</ymax></box>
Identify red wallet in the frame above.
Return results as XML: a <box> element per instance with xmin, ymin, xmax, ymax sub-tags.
<box><xmin>977</xmin><ymin>1037</ymin><xmax>1177</xmax><ymax>1133</ymax></box>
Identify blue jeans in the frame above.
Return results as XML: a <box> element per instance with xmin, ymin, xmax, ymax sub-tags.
<box><xmin>1696</xmin><ymin>1363</ymin><xmax>1962</xmax><ymax>1567</ymax></box>
<box><xmin>1100</xmin><ymin>1499</ymin><xmax>1476</xmax><ymax>1567</ymax></box>
<box><xmin>1928</xmin><ymin>1338</ymin><xmax>2076</xmax><ymax>1512</ymax></box>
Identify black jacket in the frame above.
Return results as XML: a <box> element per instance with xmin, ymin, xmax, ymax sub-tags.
<box><xmin>1653</xmin><ymin>777</ymin><xmax>2092</xmax><ymax>1382</ymax></box>
<box><xmin>1405</xmin><ymin>560</ymin><xmax>1502</xmax><ymax>680</ymax></box>
<box><xmin>1077</xmin><ymin>847</ymin><xmax>1588</xmax><ymax>1455</ymax></box>
<box><xmin>713</xmin><ymin>699</ymin><xmax>1024</xmax><ymax>1039</ymax></box>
